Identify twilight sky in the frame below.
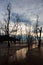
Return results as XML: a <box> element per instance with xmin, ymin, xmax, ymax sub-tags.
<box><xmin>0</xmin><ymin>0</ymin><xmax>43</xmax><ymax>31</ymax></box>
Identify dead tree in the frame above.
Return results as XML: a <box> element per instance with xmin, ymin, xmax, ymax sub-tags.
<box><xmin>38</xmin><ymin>27</ymin><xmax>42</xmax><ymax>48</ymax></box>
<box><xmin>7</xmin><ymin>3</ymin><xmax>11</xmax><ymax>58</ymax></box>
<box><xmin>35</xmin><ymin>15</ymin><xmax>39</xmax><ymax>39</ymax></box>
<box><xmin>34</xmin><ymin>15</ymin><xmax>42</xmax><ymax>48</ymax></box>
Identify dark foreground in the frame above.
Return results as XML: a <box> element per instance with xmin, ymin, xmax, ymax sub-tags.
<box><xmin>0</xmin><ymin>46</ymin><xmax>43</xmax><ymax>65</ymax></box>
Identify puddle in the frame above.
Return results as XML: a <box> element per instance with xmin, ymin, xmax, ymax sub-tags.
<box><xmin>9</xmin><ymin>48</ymin><xmax>28</xmax><ymax>62</ymax></box>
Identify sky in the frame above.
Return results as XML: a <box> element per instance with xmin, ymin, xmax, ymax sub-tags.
<box><xmin>0</xmin><ymin>0</ymin><xmax>43</xmax><ymax>34</ymax></box>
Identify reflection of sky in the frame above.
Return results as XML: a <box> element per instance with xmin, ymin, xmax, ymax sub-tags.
<box><xmin>0</xmin><ymin>0</ymin><xmax>43</xmax><ymax>33</ymax></box>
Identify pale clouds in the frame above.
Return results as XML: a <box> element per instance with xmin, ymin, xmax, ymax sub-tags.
<box><xmin>0</xmin><ymin>0</ymin><xmax>43</xmax><ymax>26</ymax></box>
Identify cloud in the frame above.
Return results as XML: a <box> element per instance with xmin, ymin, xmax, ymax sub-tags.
<box><xmin>0</xmin><ymin>0</ymin><xmax>43</xmax><ymax>27</ymax></box>
<box><xmin>11</xmin><ymin>13</ymin><xmax>31</xmax><ymax>25</ymax></box>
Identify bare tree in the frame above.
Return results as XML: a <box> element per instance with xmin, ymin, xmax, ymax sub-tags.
<box><xmin>3</xmin><ymin>3</ymin><xmax>11</xmax><ymax>62</ymax></box>
<box><xmin>34</xmin><ymin>15</ymin><xmax>39</xmax><ymax>39</ymax></box>
<box><xmin>10</xmin><ymin>14</ymin><xmax>20</xmax><ymax>35</ymax></box>
<box><xmin>34</xmin><ymin>15</ymin><xmax>42</xmax><ymax>48</ymax></box>
<box><xmin>6</xmin><ymin>4</ymin><xmax>11</xmax><ymax>60</ymax></box>
<box><xmin>7</xmin><ymin>3</ymin><xmax>11</xmax><ymax>36</ymax></box>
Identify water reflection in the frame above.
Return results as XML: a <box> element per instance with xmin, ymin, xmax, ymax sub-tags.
<box><xmin>32</xmin><ymin>44</ymin><xmax>38</xmax><ymax>49</ymax></box>
<box><xmin>9</xmin><ymin>44</ymin><xmax>38</xmax><ymax>62</ymax></box>
<box><xmin>9</xmin><ymin>48</ymin><xmax>28</xmax><ymax>62</ymax></box>
<box><xmin>16</xmin><ymin>48</ymin><xmax>28</xmax><ymax>60</ymax></box>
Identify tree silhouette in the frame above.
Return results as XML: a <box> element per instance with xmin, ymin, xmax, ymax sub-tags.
<box><xmin>34</xmin><ymin>15</ymin><xmax>39</xmax><ymax>39</ymax></box>
<box><xmin>34</xmin><ymin>15</ymin><xmax>42</xmax><ymax>48</ymax></box>
<box><xmin>7</xmin><ymin>3</ymin><xmax>11</xmax><ymax>36</ymax></box>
